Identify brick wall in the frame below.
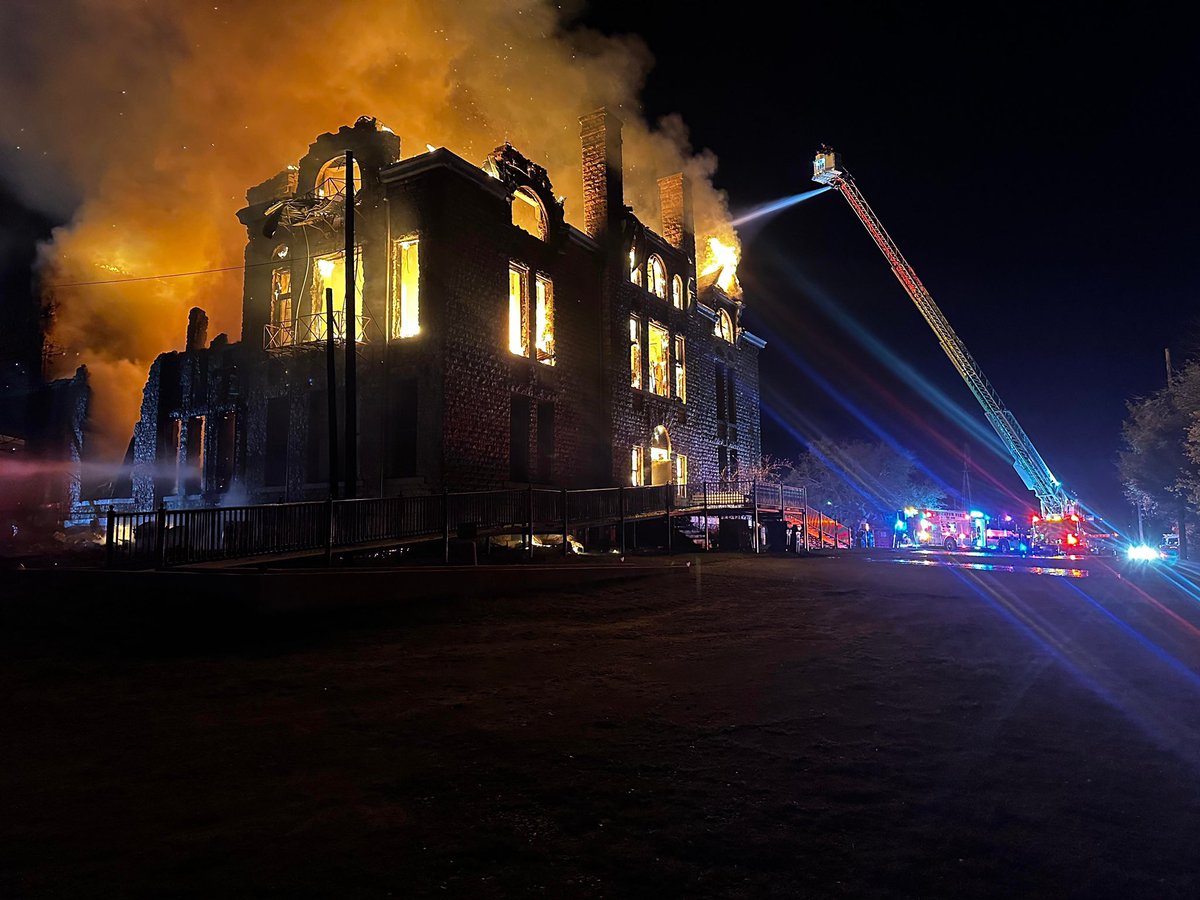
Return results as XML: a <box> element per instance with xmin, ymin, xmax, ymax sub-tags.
<box><xmin>119</xmin><ymin>113</ymin><xmax>762</xmax><ymax>512</ymax></box>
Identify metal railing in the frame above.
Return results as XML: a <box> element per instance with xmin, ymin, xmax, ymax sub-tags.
<box><xmin>264</xmin><ymin>312</ymin><xmax>375</xmax><ymax>350</ymax></box>
<box><xmin>104</xmin><ymin>480</ymin><xmax>852</xmax><ymax>568</ymax></box>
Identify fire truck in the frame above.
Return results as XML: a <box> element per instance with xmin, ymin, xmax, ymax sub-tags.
<box><xmin>814</xmin><ymin>150</ymin><xmax>1083</xmax><ymax>523</ymax></box>
<box><xmin>895</xmin><ymin>508</ymin><xmax>1027</xmax><ymax>553</ymax></box>
<box><xmin>1027</xmin><ymin>512</ymin><xmax>1115</xmax><ymax>555</ymax></box>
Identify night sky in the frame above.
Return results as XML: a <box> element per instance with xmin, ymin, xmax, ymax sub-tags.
<box><xmin>2</xmin><ymin>4</ymin><xmax>1196</xmax><ymax>524</ymax></box>
<box><xmin>586</xmin><ymin>2</ymin><xmax>1199</xmax><ymax>523</ymax></box>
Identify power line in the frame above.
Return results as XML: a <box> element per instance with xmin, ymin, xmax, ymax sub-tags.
<box><xmin>47</xmin><ymin>251</ymin><xmax>340</xmax><ymax>289</ymax></box>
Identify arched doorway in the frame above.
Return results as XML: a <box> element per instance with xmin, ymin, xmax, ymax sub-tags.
<box><xmin>650</xmin><ymin>426</ymin><xmax>672</xmax><ymax>486</ymax></box>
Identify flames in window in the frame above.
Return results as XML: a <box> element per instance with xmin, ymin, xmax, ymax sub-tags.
<box><xmin>647</xmin><ymin>254</ymin><xmax>667</xmax><ymax>299</ymax></box>
<box><xmin>535</xmin><ymin>274</ymin><xmax>554</xmax><ymax>365</ymax></box>
<box><xmin>648</xmin><ymin>320</ymin><xmax>670</xmax><ymax>397</ymax></box>
<box><xmin>509</xmin><ymin>265</ymin><xmax>529</xmax><ymax>356</ymax></box>
<box><xmin>629</xmin><ymin>315</ymin><xmax>642</xmax><ymax>389</ymax></box>
<box><xmin>392</xmin><ymin>237</ymin><xmax>420</xmax><ymax>338</ymax></box>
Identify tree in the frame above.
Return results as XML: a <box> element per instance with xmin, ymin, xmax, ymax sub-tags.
<box><xmin>1118</xmin><ymin>366</ymin><xmax>1200</xmax><ymax>559</ymax></box>
<box><xmin>785</xmin><ymin>440</ymin><xmax>943</xmax><ymax>527</ymax></box>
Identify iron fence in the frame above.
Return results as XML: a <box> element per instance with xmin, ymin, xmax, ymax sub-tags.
<box><xmin>104</xmin><ymin>480</ymin><xmax>851</xmax><ymax>568</ymax></box>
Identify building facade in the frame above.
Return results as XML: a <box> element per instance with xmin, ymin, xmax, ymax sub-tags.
<box><xmin>124</xmin><ymin>112</ymin><xmax>763</xmax><ymax>510</ymax></box>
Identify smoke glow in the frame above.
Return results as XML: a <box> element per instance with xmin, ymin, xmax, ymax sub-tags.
<box><xmin>0</xmin><ymin>0</ymin><xmax>740</xmax><ymax>458</ymax></box>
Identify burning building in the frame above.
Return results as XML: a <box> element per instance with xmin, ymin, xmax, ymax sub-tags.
<box><xmin>114</xmin><ymin>112</ymin><xmax>762</xmax><ymax>510</ymax></box>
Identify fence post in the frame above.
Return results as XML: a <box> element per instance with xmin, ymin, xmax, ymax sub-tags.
<box><xmin>619</xmin><ymin>485</ymin><xmax>626</xmax><ymax>555</ymax></box>
<box><xmin>779</xmin><ymin>483</ymin><xmax>784</xmax><ymax>512</ymax></box>
<box><xmin>443</xmin><ymin>489</ymin><xmax>451</xmax><ymax>564</ymax></box>
<box><xmin>561</xmin><ymin>488</ymin><xmax>569</xmax><ymax>557</ymax></box>
<box><xmin>154</xmin><ymin>501</ymin><xmax>167</xmax><ymax>570</ymax></box>
<box><xmin>752</xmin><ymin>481</ymin><xmax>759</xmax><ymax>554</ymax></box>
<box><xmin>665</xmin><ymin>484</ymin><xmax>673</xmax><ymax>555</ymax></box>
<box><xmin>802</xmin><ymin>490</ymin><xmax>809</xmax><ymax>553</ymax></box>
<box><xmin>702</xmin><ymin>482</ymin><xmax>709</xmax><ymax>551</ymax></box>
<box><xmin>527</xmin><ymin>484</ymin><xmax>534</xmax><ymax>561</ymax></box>
<box><xmin>324</xmin><ymin>497</ymin><xmax>334</xmax><ymax>565</ymax></box>
<box><xmin>105</xmin><ymin>505</ymin><xmax>115</xmax><ymax>569</ymax></box>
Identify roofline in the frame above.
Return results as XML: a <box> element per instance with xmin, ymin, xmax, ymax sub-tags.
<box><xmin>380</xmin><ymin>148</ymin><xmax>510</xmax><ymax>200</ymax></box>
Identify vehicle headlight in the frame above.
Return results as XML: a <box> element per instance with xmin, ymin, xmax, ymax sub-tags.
<box><xmin>1126</xmin><ymin>545</ymin><xmax>1161</xmax><ymax>562</ymax></box>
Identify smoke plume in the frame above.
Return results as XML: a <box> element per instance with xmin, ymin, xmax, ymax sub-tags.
<box><xmin>0</xmin><ymin>0</ymin><xmax>739</xmax><ymax>459</ymax></box>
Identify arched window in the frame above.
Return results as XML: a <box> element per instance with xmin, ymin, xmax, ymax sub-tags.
<box><xmin>314</xmin><ymin>156</ymin><xmax>362</xmax><ymax>199</ymax></box>
<box><xmin>512</xmin><ymin>187</ymin><xmax>548</xmax><ymax>240</ymax></box>
<box><xmin>715</xmin><ymin>308</ymin><xmax>735</xmax><ymax>343</ymax></box>
<box><xmin>629</xmin><ymin>247</ymin><xmax>642</xmax><ymax>287</ymax></box>
<box><xmin>647</xmin><ymin>254</ymin><xmax>667</xmax><ymax>299</ymax></box>
<box><xmin>671</xmin><ymin>274</ymin><xmax>684</xmax><ymax>309</ymax></box>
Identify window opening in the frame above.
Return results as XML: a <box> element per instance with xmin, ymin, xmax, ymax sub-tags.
<box><xmin>184</xmin><ymin>416</ymin><xmax>205</xmax><ymax>494</ymax></box>
<box><xmin>509</xmin><ymin>264</ymin><xmax>530</xmax><ymax>356</ymax></box>
<box><xmin>650</xmin><ymin>425</ymin><xmax>672</xmax><ymax>486</ymax></box>
<box><xmin>535</xmin><ymin>274</ymin><xmax>554</xmax><ymax>365</ymax></box>
<box><xmin>537</xmin><ymin>401</ymin><xmax>555</xmax><ymax>482</ymax></box>
<box><xmin>309</xmin><ymin>248</ymin><xmax>364</xmax><ymax>342</ymax></box>
<box><xmin>648</xmin><ymin>320</ymin><xmax>670</xmax><ymax>397</ymax></box>
<box><xmin>512</xmin><ymin>187</ymin><xmax>548</xmax><ymax>240</ymax></box>
<box><xmin>715</xmin><ymin>308</ymin><xmax>735</xmax><ymax>343</ymax></box>
<box><xmin>392</xmin><ymin>237</ymin><xmax>420</xmax><ymax>338</ymax></box>
<box><xmin>271</xmin><ymin>265</ymin><xmax>293</xmax><ymax>345</ymax></box>
<box><xmin>629</xmin><ymin>315</ymin><xmax>642</xmax><ymax>389</ymax></box>
<box><xmin>510</xmin><ymin>395</ymin><xmax>531</xmax><ymax>481</ymax></box>
<box><xmin>630</xmin><ymin>446</ymin><xmax>644</xmax><ymax>486</ymax></box>
<box><xmin>647</xmin><ymin>254</ymin><xmax>667</xmax><ymax>299</ymax></box>
<box><xmin>314</xmin><ymin>156</ymin><xmax>362</xmax><ymax>199</ymax></box>
<box><xmin>673</xmin><ymin>335</ymin><xmax>686</xmax><ymax>403</ymax></box>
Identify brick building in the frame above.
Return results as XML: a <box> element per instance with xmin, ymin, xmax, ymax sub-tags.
<box><xmin>122</xmin><ymin>112</ymin><xmax>763</xmax><ymax>510</ymax></box>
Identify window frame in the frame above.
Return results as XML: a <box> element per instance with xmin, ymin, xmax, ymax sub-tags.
<box><xmin>630</xmin><ymin>446</ymin><xmax>645</xmax><ymax>486</ymax></box>
<box><xmin>647</xmin><ymin>254</ymin><xmax>667</xmax><ymax>299</ymax></box>
<box><xmin>391</xmin><ymin>236</ymin><xmax>420</xmax><ymax>339</ymax></box>
<box><xmin>508</xmin><ymin>263</ymin><xmax>531</xmax><ymax>357</ymax></box>
<box><xmin>647</xmin><ymin>319</ymin><xmax>671</xmax><ymax>398</ymax></box>
<box><xmin>673</xmin><ymin>334</ymin><xmax>686</xmax><ymax>403</ymax></box>
<box><xmin>629</xmin><ymin>314</ymin><xmax>643</xmax><ymax>390</ymax></box>
<box><xmin>715</xmin><ymin>308</ymin><xmax>735</xmax><ymax>343</ymax></box>
<box><xmin>534</xmin><ymin>273</ymin><xmax>555</xmax><ymax>365</ymax></box>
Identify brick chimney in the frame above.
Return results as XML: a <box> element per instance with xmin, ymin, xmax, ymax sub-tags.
<box><xmin>658</xmin><ymin>173</ymin><xmax>694</xmax><ymax>261</ymax></box>
<box><xmin>579</xmin><ymin>108</ymin><xmax>624</xmax><ymax>242</ymax></box>
<box><xmin>186</xmin><ymin>307</ymin><xmax>209</xmax><ymax>351</ymax></box>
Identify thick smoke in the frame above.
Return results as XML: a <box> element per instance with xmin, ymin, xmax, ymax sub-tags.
<box><xmin>0</xmin><ymin>0</ymin><xmax>739</xmax><ymax>459</ymax></box>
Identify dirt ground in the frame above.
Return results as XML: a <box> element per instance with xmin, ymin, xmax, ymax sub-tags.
<box><xmin>4</xmin><ymin>555</ymin><xmax>1200</xmax><ymax>898</ymax></box>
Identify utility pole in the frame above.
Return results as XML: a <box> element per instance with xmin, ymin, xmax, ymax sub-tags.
<box><xmin>343</xmin><ymin>150</ymin><xmax>358</xmax><ymax>499</ymax></box>
<box><xmin>961</xmin><ymin>443</ymin><xmax>972</xmax><ymax>511</ymax></box>
<box><xmin>325</xmin><ymin>287</ymin><xmax>339</xmax><ymax>500</ymax></box>
<box><xmin>1164</xmin><ymin>347</ymin><xmax>1188</xmax><ymax>561</ymax></box>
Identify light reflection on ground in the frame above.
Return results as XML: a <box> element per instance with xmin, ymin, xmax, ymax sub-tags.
<box><xmin>882</xmin><ymin>557</ymin><xmax>1089</xmax><ymax>578</ymax></box>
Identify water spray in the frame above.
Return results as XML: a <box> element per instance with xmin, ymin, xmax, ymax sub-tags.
<box><xmin>730</xmin><ymin>186</ymin><xmax>833</xmax><ymax>227</ymax></box>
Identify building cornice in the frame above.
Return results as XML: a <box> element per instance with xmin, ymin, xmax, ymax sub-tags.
<box><xmin>380</xmin><ymin>148</ymin><xmax>511</xmax><ymax>201</ymax></box>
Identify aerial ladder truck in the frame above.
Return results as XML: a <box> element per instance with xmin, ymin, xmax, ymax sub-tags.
<box><xmin>812</xmin><ymin>148</ymin><xmax>1076</xmax><ymax>524</ymax></box>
